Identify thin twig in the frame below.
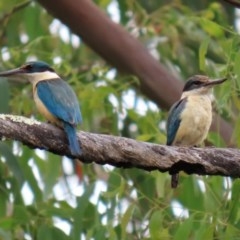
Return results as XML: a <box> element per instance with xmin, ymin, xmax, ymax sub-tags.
<box><xmin>0</xmin><ymin>0</ymin><xmax>32</xmax><ymax>25</ymax></box>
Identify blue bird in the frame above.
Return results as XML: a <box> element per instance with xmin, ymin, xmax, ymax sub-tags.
<box><xmin>0</xmin><ymin>61</ymin><xmax>82</xmax><ymax>156</ymax></box>
<box><xmin>166</xmin><ymin>75</ymin><xmax>227</xmax><ymax>188</ymax></box>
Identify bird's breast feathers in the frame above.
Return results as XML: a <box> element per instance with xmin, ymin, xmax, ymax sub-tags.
<box><xmin>33</xmin><ymin>87</ymin><xmax>60</xmax><ymax>125</ymax></box>
<box><xmin>174</xmin><ymin>95</ymin><xmax>213</xmax><ymax>146</ymax></box>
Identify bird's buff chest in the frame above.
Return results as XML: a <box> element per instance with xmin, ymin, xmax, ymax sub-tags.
<box><xmin>33</xmin><ymin>84</ymin><xmax>60</xmax><ymax>125</ymax></box>
<box><xmin>174</xmin><ymin>95</ymin><xmax>213</xmax><ymax>146</ymax></box>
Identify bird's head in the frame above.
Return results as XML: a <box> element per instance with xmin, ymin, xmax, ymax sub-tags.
<box><xmin>0</xmin><ymin>61</ymin><xmax>58</xmax><ymax>83</ymax></box>
<box><xmin>182</xmin><ymin>75</ymin><xmax>227</xmax><ymax>98</ymax></box>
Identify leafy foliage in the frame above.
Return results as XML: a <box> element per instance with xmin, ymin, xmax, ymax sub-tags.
<box><xmin>0</xmin><ymin>0</ymin><xmax>239</xmax><ymax>239</ymax></box>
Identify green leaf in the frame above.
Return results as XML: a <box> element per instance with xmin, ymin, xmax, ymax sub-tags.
<box><xmin>199</xmin><ymin>37</ymin><xmax>210</xmax><ymax>72</ymax></box>
<box><xmin>94</xmin><ymin>227</ymin><xmax>107</xmax><ymax>240</ymax></box>
<box><xmin>0</xmin><ymin>142</ymin><xmax>25</xmax><ymax>186</ymax></box>
<box><xmin>0</xmin><ymin>79</ymin><xmax>9</xmax><ymax>113</ymax></box>
<box><xmin>71</xmin><ymin>183</ymin><xmax>95</xmax><ymax>238</ymax></box>
<box><xmin>18</xmin><ymin>148</ymin><xmax>43</xmax><ymax>202</ymax></box>
<box><xmin>149</xmin><ymin>210</ymin><xmax>163</xmax><ymax>240</ymax></box>
<box><xmin>197</xmin><ymin>18</ymin><xmax>224</xmax><ymax>38</ymax></box>
<box><xmin>0</xmin><ymin>218</ymin><xmax>15</xmax><ymax>230</ymax></box>
<box><xmin>195</xmin><ymin>222</ymin><xmax>214</xmax><ymax>240</ymax></box>
<box><xmin>234</xmin><ymin>50</ymin><xmax>240</xmax><ymax>78</ymax></box>
<box><xmin>13</xmin><ymin>205</ymin><xmax>31</xmax><ymax>225</ymax></box>
<box><xmin>173</xmin><ymin>217</ymin><xmax>194</xmax><ymax>240</ymax></box>
<box><xmin>136</xmin><ymin>134</ymin><xmax>155</xmax><ymax>142</ymax></box>
<box><xmin>34</xmin><ymin>152</ymin><xmax>61</xmax><ymax>200</ymax></box>
<box><xmin>228</xmin><ymin>179</ymin><xmax>240</xmax><ymax>224</ymax></box>
<box><xmin>121</xmin><ymin>204</ymin><xmax>135</xmax><ymax>239</ymax></box>
<box><xmin>0</xmin><ymin>192</ymin><xmax>7</xmax><ymax>218</ymax></box>
<box><xmin>116</xmin><ymin>0</ymin><xmax>128</xmax><ymax>24</ymax></box>
<box><xmin>178</xmin><ymin>177</ymin><xmax>204</xmax><ymax>211</ymax></box>
<box><xmin>24</xmin><ymin>5</ymin><xmax>45</xmax><ymax>41</ymax></box>
<box><xmin>82</xmin><ymin>202</ymin><xmax>97</xmax><ymax>230</ymax></box>
<box><xmin>37</xmin><ymin>225</ymin><xmax>68</xmax><ymax>240</ymax></box>
<box><xmin>40</xmin><ymin>201</ymin><xmax>73</xmax><ymax>221</ymax></box>
<box><xmin>102</xmin><ymin>171</ymin><xmax>125</xmax><ymax>198</ymax></box>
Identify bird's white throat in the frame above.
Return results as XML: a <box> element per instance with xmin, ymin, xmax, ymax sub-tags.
<box><xmin>24</xmin><ymin>71</ymin><xmax>60</xmax><ymax>84</ymax></box>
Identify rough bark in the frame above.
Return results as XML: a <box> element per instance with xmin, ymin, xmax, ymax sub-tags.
<box><xmin>0</xmin><ymin>114</ymin><xmax>239</xmax><ymax>177</ymax></box>
<box><xmin>36</xmin><ymin>0</ymin><xmax>233</xmax><ymax>145</ymax></box>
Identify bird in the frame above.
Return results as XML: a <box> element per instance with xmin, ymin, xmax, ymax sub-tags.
<box><xmin>0</xmin><ymin>61</ymin><xmax>82</xmax><ymax>156</ymax></box>
<box><xmin>166</xmin><ymin>75</ymin><xmax>227</xmax><ymax>188</ymax></box>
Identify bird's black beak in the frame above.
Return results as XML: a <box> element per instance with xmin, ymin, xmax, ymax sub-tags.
<box><xmin>0</xmin><ymin>67</ymin><xmax>26</xmax><ymax>77</ymax></box>
<box><xmin>204</xmin><ymin>77</ymin><xmax>227</xmax><ymax>87</ymax></box>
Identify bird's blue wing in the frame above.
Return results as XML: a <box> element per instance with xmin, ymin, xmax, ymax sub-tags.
<box><xmin>166</xmin><ymin>98</ymin><xmax>187</xmax><ymax>145</ymax></box>
<box><xmin>37</xmin><ymin>79</ymin><xmax>82</xmax><ymax>125</ymax></box>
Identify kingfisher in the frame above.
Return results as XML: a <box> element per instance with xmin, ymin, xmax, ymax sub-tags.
<box><xmin>0</xmin><ymin>61</ymin><xmax>82</xmax><ymax>156</ymax></box>
<box><xmin>166</xmin><ymin>75</ymin><xmax>227</xmax><ymax>188</ymax></box>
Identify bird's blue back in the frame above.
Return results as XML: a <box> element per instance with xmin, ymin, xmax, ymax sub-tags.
<box><xmin>166</xmin><ymin>98</ymin><xmax>187</xmax><ymax>146</ymax></box>
<box><xmin>36</xmin><ymin>79</ymin><xmax>82</xmax><ymax>126</ymax></box>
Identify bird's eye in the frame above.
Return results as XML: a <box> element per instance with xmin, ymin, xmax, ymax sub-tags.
<box><xmin>193</xmin><ymin>81</ymin><xmax>202</xmax><ymax>85</ymax></box>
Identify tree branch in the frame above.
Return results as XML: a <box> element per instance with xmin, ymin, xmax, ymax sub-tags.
<box><xmin>0</xmin><ymin>114</ymin><xmax>239</xmax><ymax>177</ymax></box>
<box><xmin>222</xmin><ymin>0</ymin><xmax>240</xmax><ymax>8</ymax></box>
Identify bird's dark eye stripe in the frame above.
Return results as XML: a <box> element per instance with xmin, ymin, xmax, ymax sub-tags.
<box><xmin>193</xmin><ymin>81</ymin><xmax>202</xmax><ymax>85</ymax></box>
<box><xmin>183</xmin><ymin>79</ymin><xmax>205</xmax><ymax>92</ymax></box>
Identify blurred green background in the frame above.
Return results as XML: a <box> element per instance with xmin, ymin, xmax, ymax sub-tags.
<box><xmin>0</xmin><ymin>0</ymin><xmax>239</xmax><ymax>239</ymax></box>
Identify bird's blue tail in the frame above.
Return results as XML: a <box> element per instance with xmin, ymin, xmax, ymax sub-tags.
<box><xmin>63</xmin><ymin>122</ymin><xmax>82</xmax><ymax>156</ymax></box>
